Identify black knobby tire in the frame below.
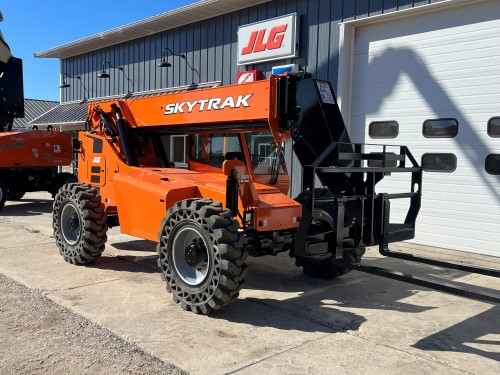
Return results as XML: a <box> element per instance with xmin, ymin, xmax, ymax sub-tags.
<box><xmin>7</xmin><ymin>191</ymin><xmax>26</xmax><ymax>200</ymax></box>
<box><xmin>53</xmin><ymin>183</ymin><xmax>107</xmax><ymax>265</ymax></box>
<box><xmin>0</xmin><ymin>178</ymin><xmax>6</xmax><ymax>210</ymax></box>
<box><xmin>49</xmin><ymin>172</ymin><xmax>78</xmax><ymax>198</ymax></box>
<box><xmin>157</xmin><ymin>198</ymin><xmax>248</xmax><ymax>314</ymax></box>
<box><xmin>293</xmin><ymin>188</ymin><xmax>350</xmax><ymax>279</ymax></box>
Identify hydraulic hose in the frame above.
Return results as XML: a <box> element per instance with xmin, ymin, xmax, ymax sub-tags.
<box><xmin>110</xmin><ymin>103</ymin><xmax>137</xmax><ymax>166</ymax></box>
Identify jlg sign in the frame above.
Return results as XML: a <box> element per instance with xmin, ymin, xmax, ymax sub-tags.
<box><xmin>237</xmin><ymin>14</ymin><xmax>298</xmax><ymax>65</ymax></box>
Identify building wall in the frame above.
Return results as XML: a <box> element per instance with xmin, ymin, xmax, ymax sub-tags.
<box><xmin>61</xmin><ymin>0</ymin><xmax>444</xmax><ymax>102</ymax></box>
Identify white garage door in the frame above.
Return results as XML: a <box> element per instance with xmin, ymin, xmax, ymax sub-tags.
<box><xmin>349</xmin><ymin>0</ymin><xmax>500</xmax><ymax>256</ymax></box>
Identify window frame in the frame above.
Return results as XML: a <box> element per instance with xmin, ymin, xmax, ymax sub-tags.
<box><xmin>487</xmin><ymin>117</ymin><xmax>500</xmax><ymax>138</ymax></box>
<box><xmin>422</xmin><ymin>118</ymin><xmax>458</xmax><ymax>138</ymax></box>
<box><xmin>421</xmin><ymin>153</ymin><xmax>457</xmax><ymax>173</ymax></box>
<box><xmin>485</xmin><ymin>154</ymin><xmax>500</xmax><ymax>175</ymax></box>
<box><xmin>368</xmin><ymin>121</ymin><xmax>399</xmax><ymax>139</ymax></box>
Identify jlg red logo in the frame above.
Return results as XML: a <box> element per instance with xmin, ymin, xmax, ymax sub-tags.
<box><xmin>241</xmin><ymin>24</ymin><xmax>288</xmax><ymax>55</ymax></box>
<box><xmin>238</xmin><ymin>14</ymin><xmax>297</xmax><ymax>65</ymax></box>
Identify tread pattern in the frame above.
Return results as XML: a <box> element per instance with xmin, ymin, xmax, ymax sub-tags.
<box><xmin>53</xmin><ymin>183</ymin><xmax>107</xmax><ymax>265</ymax></box>
<box><xmin>157</xmin><ymin>199</ymin><xmax>247</xmax><ymax>314</ymax></box>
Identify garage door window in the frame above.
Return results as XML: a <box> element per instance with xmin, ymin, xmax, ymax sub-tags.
<box><xmin>367</xmin><ymin>152</ymin><xmax>398</xmax><ymax>167</ymax></box>
<box><xmin>369</xmin><ymin>121</ymin><xmax>399</xmax><ymax>138</ymax></box>
<box><xmin>485</xmin><ymin>154</ymin><xmax>500</xmax><ymax>175</ymax></box>
<box><xmin>423</xmin><ymin>119</ymin><xmax>458</xmax><ymax>138</ymax></box>
<box><xmin>421</xmin><ymin>153</ymin><xmax>457</xmax><ymax>172</ymax></box>
<box><xmin>487</xmin><ymin>117</ymin><xmax>500</xmax><ymax>137</ymax></box>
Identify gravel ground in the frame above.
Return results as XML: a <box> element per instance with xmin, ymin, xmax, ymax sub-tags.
<box><xmin>0</xmin><ymin>274</ymin><xmax>186</xmax><ymax>375</ymax></box>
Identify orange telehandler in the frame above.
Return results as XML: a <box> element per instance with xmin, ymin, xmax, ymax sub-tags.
<box><xmin>52</xmin><ymin>73</ymin><xmax>500</xmax><ymax>313</ymax></box>
<box><xmin>52</xmin><ymin>74</ymin><xmax>416</xmax><ymax>311</ymax></box>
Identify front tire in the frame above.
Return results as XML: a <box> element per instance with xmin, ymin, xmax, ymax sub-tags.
<box><xmin>53</xmin><ymin>183</ymin><xmax>107</xmax><ymax>265</ymax></box>
<box><xmin>293</xmin><ymin>188</ymin><xmax>350</xmax><ymax>279</ymax></box>
<box><xmin>157</xmin><ymin>199</ymin><xmax>247</xmax><ymax>314</ymax></box>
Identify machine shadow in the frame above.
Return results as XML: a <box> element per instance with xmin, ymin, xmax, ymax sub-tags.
<box><xmin>90</xmin><ymin>255</ymin><xmax>160</xmax><ymax>274</ymax></box>
<box><xmin>413</xmin><ymin>304</ymin><xmax>500</xmax><ymax>362</ymax></box>
<box><xmin>111</xmin><ymin>239</ymin><xmax>157</xmax><ymax>252</ymax></box>
<box><xmin>89</xmin><ymin>239</ymin><xmax>160</xmax><ymax>273</ymax></box>
<box><xmin>92</xmin><ymin>240</ymin><xmax>499</xmax><ymax>351</ymax></box>
<box><xmin>91</xmin><ymin>240</ymin><xmax>437</xmax><ymax>333</ymax></box>
<box><xmin>1</xmin><ymin>199</ymin><xmax>53</xmax><ymax>216</ymax></box>
<box><xmin>211</xmin><ymin>253</ymin><xmax>439</xmax><ymax>333</ymax></box>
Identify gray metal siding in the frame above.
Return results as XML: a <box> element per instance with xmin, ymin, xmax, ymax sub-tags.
<box><xmin>61</xmin><ymin>0</ymin><xmax>438</xmax><ymax>102</ymax></box>
<box><xmin>59</xmin><ymin>0</ymin><xmax>442</xmax><ymax>197</ymax></box>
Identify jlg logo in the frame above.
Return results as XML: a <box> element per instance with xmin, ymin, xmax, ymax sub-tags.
<box><xmin>241</xmin><ymin>25</ymin><xmax>288</xmax><ymax>55</ymax></box>
<box><xmin>238</xmin><ymin>14</ymin><xmax>297</xmax><ymax>65</ymax></box>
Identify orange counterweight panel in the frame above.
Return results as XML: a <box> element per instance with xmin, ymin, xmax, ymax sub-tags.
<box><xmin>0</xmin><ymin>130</ymin><xmax>72</xmax><ymax>167</ymax></box>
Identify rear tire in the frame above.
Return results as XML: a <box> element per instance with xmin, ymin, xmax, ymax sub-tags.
<box><xmin>293</xmin><ymin>188</ymin><xmax>350</xmax><ymax>279</ymax></box>
<box><xmin>157</xmin><ymin>199</ymin><xmax>247</xmax><ymax>314</ymax></box>
<box><xmin>49</xmin><ymin>172</ymin><xmax>77</xmax><ymax>198</ymax></box>
<box><xmin>0</xmin><ymin>178</ymin><xmax>6</xmax><ymax>210</ymax></box>
<box><xmin>53</xmin><ymin>183</ymin><xmax>107</xmax><ymax>265</ymax></box>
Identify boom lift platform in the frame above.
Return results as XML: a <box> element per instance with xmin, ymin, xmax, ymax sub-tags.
<box><xmin>52</xmin><ymin>73</ymin><xmax>500</xmax><ymax>314</ymax></box>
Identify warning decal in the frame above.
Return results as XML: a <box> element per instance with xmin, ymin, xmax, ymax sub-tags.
<box><xmin>316</xmin><ymin>81</ymin><xmax>335</xmax><ymax>105</ymax></box>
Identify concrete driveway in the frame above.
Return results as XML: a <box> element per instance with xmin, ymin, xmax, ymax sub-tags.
<box><xmin>1</xmin><ymin>192</ymin><xmax>499</xmax><ymax>375</ymax></box>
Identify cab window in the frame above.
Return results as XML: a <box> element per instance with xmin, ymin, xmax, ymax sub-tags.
<box><xmin>190</xmin><ymin>133</ymin><xmax>242</xmax><ymax>168</ymax></box>
<box><xmin>245</xmin><ymin>132</ymin><xmax>286</xmax><ymax>175</ymax></box>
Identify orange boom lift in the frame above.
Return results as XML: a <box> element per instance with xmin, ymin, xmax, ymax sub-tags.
<box><xmin>0</xmin><ymin>10</ymin><xmax>74</xmax><ymax>209</ymax></box>
<box><xmin>52</xmin><ymin>73</ymin><xmax>500</xmax><ymax>313</ymax></box>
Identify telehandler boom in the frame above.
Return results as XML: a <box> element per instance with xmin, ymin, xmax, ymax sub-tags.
<box><xmin>53</xmin><ymin>73</ymin><xmax>500</xmax><ymax>313</ymax></box>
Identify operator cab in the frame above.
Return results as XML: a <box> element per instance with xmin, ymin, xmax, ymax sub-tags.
<box><xmin>147</xmin><ymin>129</ymin><xmax>290</xmax><ymax>195</ymax></box>
<box><xmin>188</xmin><ymin>130</ymin><xmax>290</xmax><ymax>194</ymax></box>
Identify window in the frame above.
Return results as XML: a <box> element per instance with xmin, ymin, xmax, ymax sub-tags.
<box><xmin>423</xmin><ymin>118</ymin><xmax>458</xmax><ymax>138</ymax></box>
<box><xmin>170</xmin><ymin>135</ymin><xmax>187</xmax><ymax>167</ymax></box>
<box><xmin>367</xmin><ymin>153</ymin><xmax>398</xmax><ymax>168</ymax></box>
<box><xmin>245</xmin><ymin>132</ymin><xmax>286</xmax><ymax>175</ymax></box>
<box><xmin>421</xmin><ymin>153</ymin><xmax>457</xmax><ymax>172</ymax></box>
<box><xmin>190</xmin><ymin>133</ymin><xmax>242</xmax><ymax>168</ymax></box>
<box><xmin>487</xmin><ymin>117</ymin><xmax>500</xmax><ymax>137</ymax></box>
<box><xmin>369</xmin><ymin>121</ymin><xmax>399</xmax><ymax>139</ymax></box>
<box><xmin>485</xmin><ymin>154</ymin><xmax>500</xmax><ymax>175</ymax></box>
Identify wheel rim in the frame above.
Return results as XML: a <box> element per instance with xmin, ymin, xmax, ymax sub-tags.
<box><xmin>171</xmin><ymin>224</ymin><xmax>210</xmax><ymax>286</ymax></box>
<box><xmin>61</xmin><ymin>202</ymin><xmax>81</xmax><ymax>245</ymax></box>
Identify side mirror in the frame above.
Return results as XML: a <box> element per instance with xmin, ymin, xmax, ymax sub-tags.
<box><xmin>0</xmin><ymin>12</ymin><xmax>4</xmax><ymax>22</ymax></box>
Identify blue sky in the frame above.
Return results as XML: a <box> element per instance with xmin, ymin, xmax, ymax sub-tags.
<box><xmin>1</xmin><ymin>0</ymin><xmax>196</xmax><ymax>101</ymax></box>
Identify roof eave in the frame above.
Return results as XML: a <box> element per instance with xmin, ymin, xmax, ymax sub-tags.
<box><xmin>35</xmin><ymin>0</ymin><xmax>271</xmax><ymax>60</ymax></box>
